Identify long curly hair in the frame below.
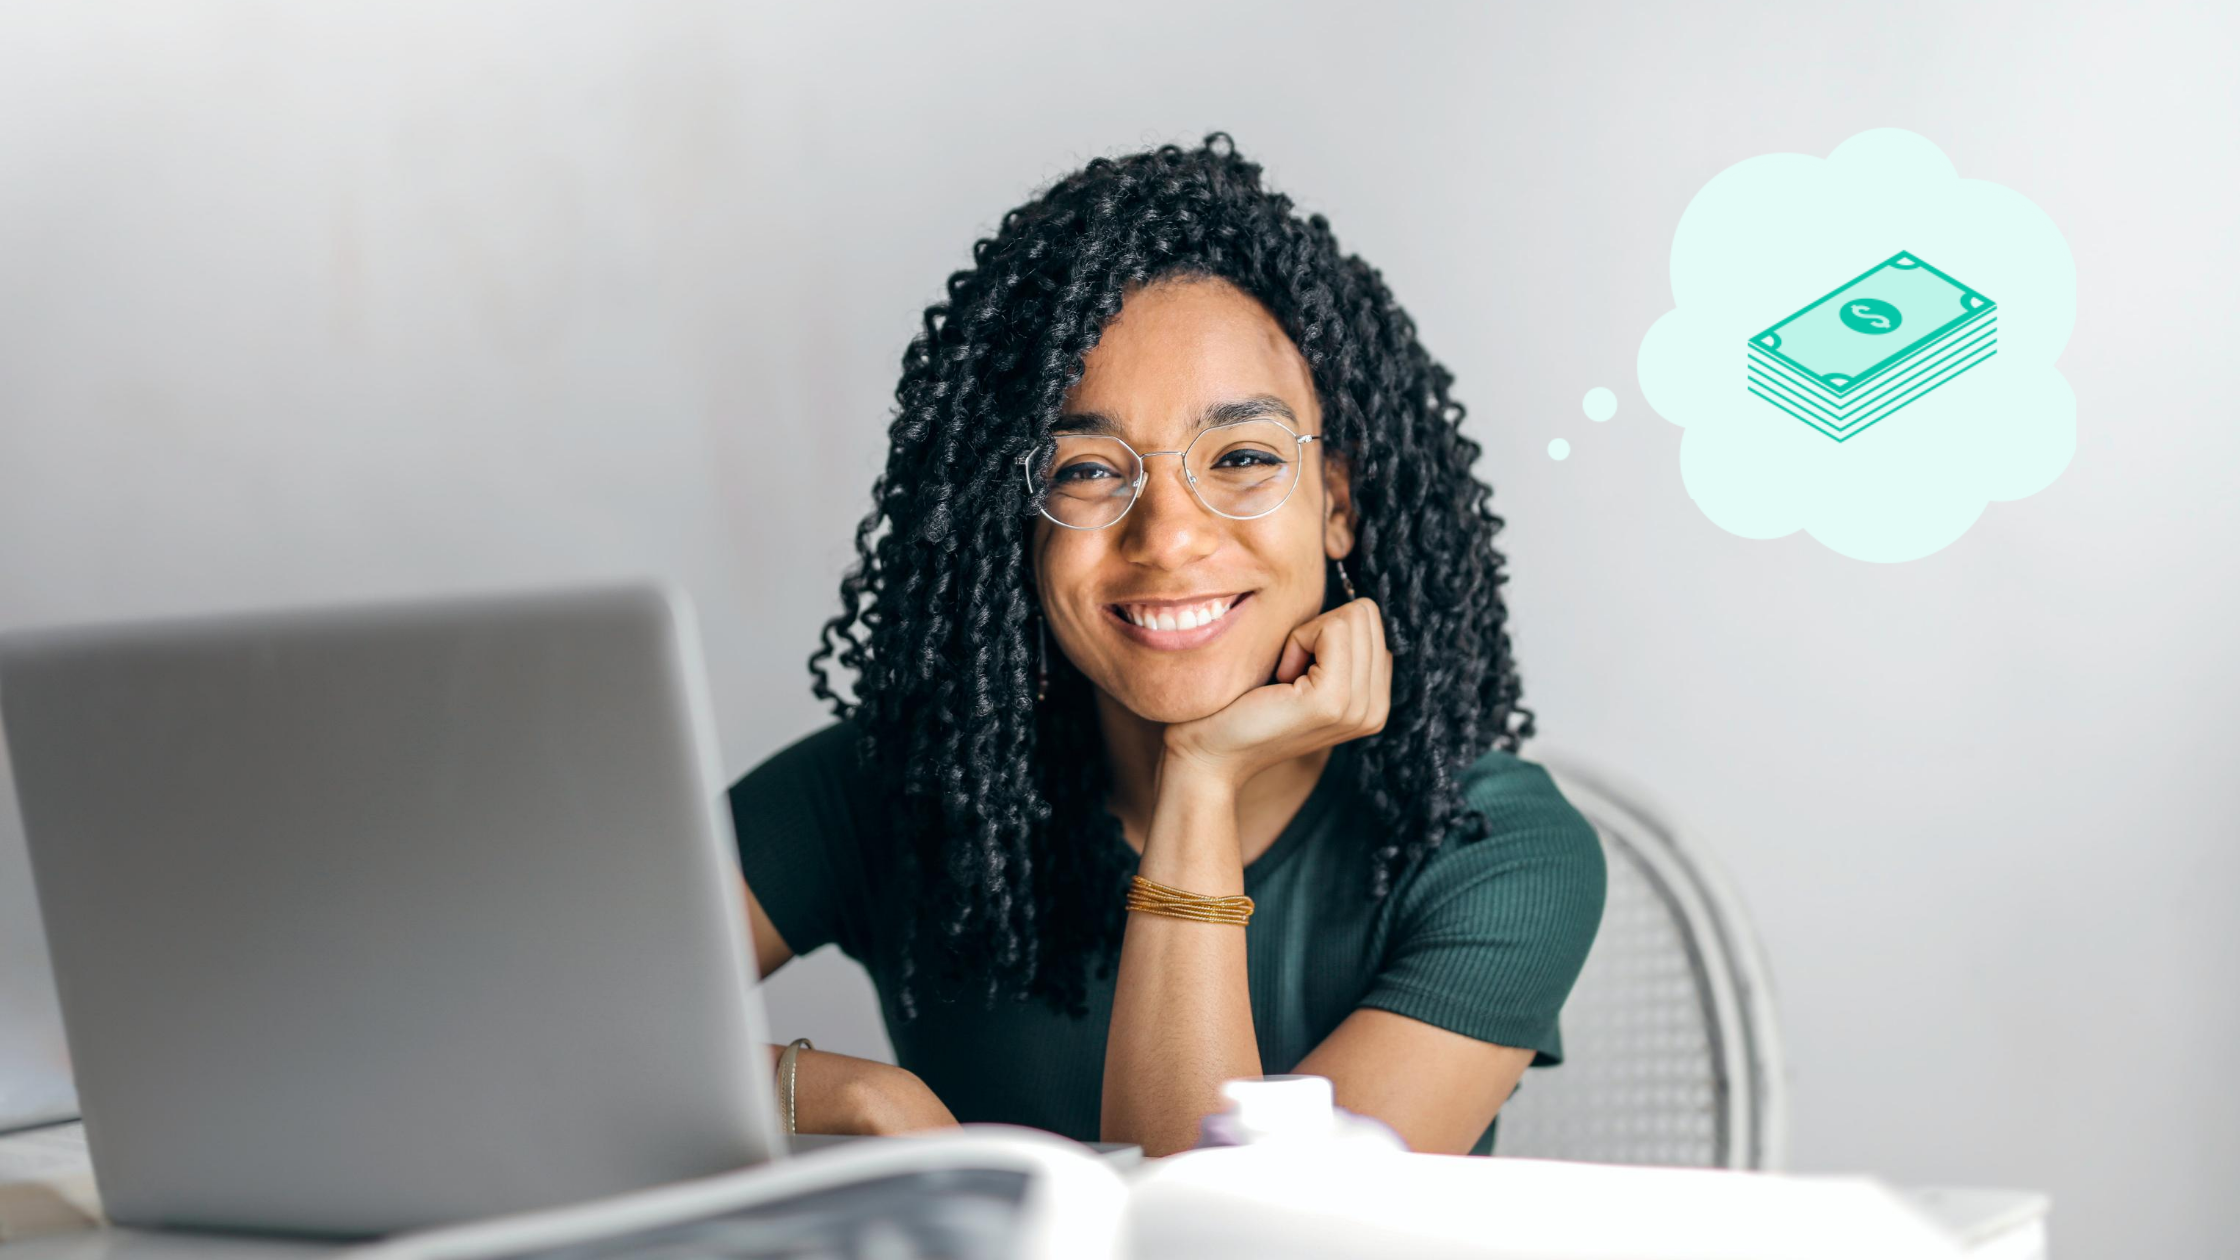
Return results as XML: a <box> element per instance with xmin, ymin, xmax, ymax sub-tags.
<box><xmin>807</xmin><ymin>132</ymin><xmax>1532</xmax><ymax>1019</ymax></box>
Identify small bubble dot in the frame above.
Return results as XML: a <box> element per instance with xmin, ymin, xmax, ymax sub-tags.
<box><xmin>1583</xmin><ymin>387</ymin><xmax>1618</xmax><ymax>422</ymax></box>
<box><xmin>1547</xmin><ymin>438</ymin><xmax>1571</xmax><ymax>461</ymax></box>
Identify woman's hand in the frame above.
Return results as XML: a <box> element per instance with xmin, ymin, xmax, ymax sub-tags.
<box><xmin>777</xmin><ymin>1046</ymin><xmax>959</xmax><ymax>1136</ymax></box>
<box><xmin>1161</xmin><ymin>595</ymin><xmax>1392</xmax><ymax>793</ymax></box>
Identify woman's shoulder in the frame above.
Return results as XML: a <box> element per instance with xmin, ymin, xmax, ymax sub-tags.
<box><xmin>1358</xmin><ymin>742</ymin><xmax>1609</xmax><ymax>1065</ymax></box>
<box><xmin>725</xmin><ymin>715</ymin><xmax>883</xmax><ymax>850</ymax></box>
<box><xmin>730</xmin><ymin>715</ymin><xmax>873</xmax><ymax>788</ymax></box>
<box><xmin>1391</xmin><ymin>742</ymin><xmax>1607</xmax><ymax>914</ymax></box>
<box><xmin>725</xmin><ymin>715</ymin><xmax>886</xmax><ymax>960</ymax></box>
<box><xmin>1455</xmin><ymin>744</ymin><xmax>1601</xmax><ymax>849</ymax></box>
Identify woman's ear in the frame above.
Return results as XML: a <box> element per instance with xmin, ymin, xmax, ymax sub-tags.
<box><xmin>1322</xmin><ymin>450</ymin><xmax>1357</xmax><ymax>561</ymax></box>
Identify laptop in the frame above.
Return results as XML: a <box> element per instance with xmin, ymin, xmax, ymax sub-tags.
<box><xmin>0</xmin><ymin>581</ymin><xmax>786</xmax><ymax>1238</ymax></box>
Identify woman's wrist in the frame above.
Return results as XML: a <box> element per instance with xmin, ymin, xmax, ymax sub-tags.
<box><xmin>777</xmin><ymin>1046</ymin><xmax>956</xmax><ymax>1136</ymax></box>
<box><xmin>1141</xmin><ymin>752</ymin><xmax>1248</xmax><ymax>884</ymax></box>
<box><xmin>839</xmin><ymin>1062</ymin><xmax>956</xmax><ymax>1133</ymax></box>
<box><xmin>1164</xmin><ymin>730</ymin><xmax>1254</xmax><ymax>798</ymax></box>
<box><xmin>1154</xmin><ymin>743</ymin><xmax>1247</xmax><ymax>806</ymax></box>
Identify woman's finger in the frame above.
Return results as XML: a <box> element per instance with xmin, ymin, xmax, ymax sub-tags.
<box><xmin>1268</xmin><ymin>602</ymin><xmax>1395</xmax><ymax>740</ymax></box>
<box><xmin>1305</xmin><ymin>614</ymin><xmax>1353</xmax><ymax>723</ymax></box>
<box><xmin>1361</xmin><ymin>605</ymin><xmax>1379</xmax><ymax>726</ymax></box>
<box><xmin>1279</xmin><ymin>607</ymin><xmax>1341</xmax><ymax>687</ymax></box>
<box><xmin>1274</xmin><ymin>607</ymin><xmax>1338</xmax><ymax>685</ymax></box>
<box><xmin>1362</xmin><ymin>598</ymin><xmax>1390</xmax><ymax>734</ymax></box>
<box><xmin>1347</xmin><ymin>600</ymin><xmax>1371</xmax><ymax>729</ymax></box>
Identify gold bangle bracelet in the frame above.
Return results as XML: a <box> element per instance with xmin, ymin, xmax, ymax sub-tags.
<box><xmin>776</xmin><ymin>1037</ymin><xmax>813</xmax><ymax>1136</ymax></box>
<box><xmin>1126</xmin><ymin>875</ymin><xmax>1254</xmax><ymax>926</ymax></box>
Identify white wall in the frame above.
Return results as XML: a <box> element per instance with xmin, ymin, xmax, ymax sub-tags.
<box><xmin>1</xmin><ymin>3</ymin><xmax>2232</xmax><ymax>1254</ymax></box>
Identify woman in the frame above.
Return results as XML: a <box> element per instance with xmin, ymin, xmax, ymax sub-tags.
<box><xmin>730</xmin><ymin>133</ymin><xmax>1605</xmax><ymax>1158</ymax></box>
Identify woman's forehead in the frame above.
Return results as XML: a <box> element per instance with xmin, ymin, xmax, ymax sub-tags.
<box><xmin>1061</xmin><ymin>278</ymin><xmax>1319</xmax><ymax>441</ymax></box>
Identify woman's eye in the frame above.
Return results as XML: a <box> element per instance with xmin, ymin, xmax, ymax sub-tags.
<box><xmin>1054</xmin><ymin>463</ymin><xmax>1116</xmax><ymax>483</ymax></box>
<box><xmin>1214</xmin><ymin>450</ymin><xmax>1282</xmax><ymax>469</ymax></box>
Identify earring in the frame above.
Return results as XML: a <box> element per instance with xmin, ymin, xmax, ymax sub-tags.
<box><xmin>1334</xmin><ymin>556</ymin><xmax>1358</xmax><ymax>602</ymax></box>
<box><xmin>1036</xmin><ymin>614</ymin><xmax>1048</xmax><ymax>703</ymax></box>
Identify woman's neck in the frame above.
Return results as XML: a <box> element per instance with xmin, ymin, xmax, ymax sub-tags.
<box><xmin>1093</xmin><ymin>690</ymin><xmax>1333</xmax><ymax>865</ymax></box>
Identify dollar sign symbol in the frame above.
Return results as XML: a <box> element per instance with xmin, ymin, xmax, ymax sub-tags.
<box><xmin>1840</xmin><ymin>296</ymin><xmax>1904</xmax><ymax>335</ymax></box>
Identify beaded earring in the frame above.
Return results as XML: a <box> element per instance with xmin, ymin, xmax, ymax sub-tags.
<box><xmin>1334</xmin><ymin>556</ymin><xmax>1359</xmax><ymax>602</ymax></box>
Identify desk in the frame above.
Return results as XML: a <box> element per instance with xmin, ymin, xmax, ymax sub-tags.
<box><xmin>0</xmin><ymin>1122</ymin><xmax>2048</xmax><ymax>1260</ymax></box>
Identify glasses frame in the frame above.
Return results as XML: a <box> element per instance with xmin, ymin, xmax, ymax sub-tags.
<box><xmin>1018</xmin><ymin>416</ymin><xmax>1327</xmax><ymax>532</ymax></box>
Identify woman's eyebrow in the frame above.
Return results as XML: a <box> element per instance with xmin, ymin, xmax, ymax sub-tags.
<box><xmin>1053</xmin><ymin>394</ymin><xmax>1298</xmax><ymax>437</ymax></box>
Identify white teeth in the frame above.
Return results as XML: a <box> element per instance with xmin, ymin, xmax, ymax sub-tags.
<box><xmin>1121</xmin><ymin>598</ymin><xmax>1234</xmax><ymax>632</ymax></box>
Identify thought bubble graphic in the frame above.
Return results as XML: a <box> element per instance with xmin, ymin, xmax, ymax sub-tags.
<box><xmin>1637</xmin><ymin>129</ymin><xmax>2075</xmax><ymax>562</ymax></box>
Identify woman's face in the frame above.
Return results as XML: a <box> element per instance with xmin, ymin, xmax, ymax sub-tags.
<box><xmin>1029</xmin><ymin>275</ymin><xmax>1353</xmax><ymax>725</ymax></box>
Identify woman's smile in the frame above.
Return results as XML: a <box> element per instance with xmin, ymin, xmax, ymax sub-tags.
<box><xmin>1102</xmin><ymin>590</ymin><xmax>1254</xmax><ymax>650</ymax></box>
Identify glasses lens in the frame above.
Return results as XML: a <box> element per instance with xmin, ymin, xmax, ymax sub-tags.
<box><xmin>1028</xmin><ymin>435</ymin><xmax>1139</xmax><ymax>528</ymax></box>
<box><xmin>1187</xmin><ymin>419</ymin><xmax>1302</xmax><ymax>519</ymax></box>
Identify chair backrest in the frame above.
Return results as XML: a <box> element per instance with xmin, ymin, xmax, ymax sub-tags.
<box><xmin>1490</xmin><ymin>759</ymin><xmax>1787</xmax><ymax>1170</ymax></box>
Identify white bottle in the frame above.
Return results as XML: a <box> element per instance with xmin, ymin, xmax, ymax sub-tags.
<box><xmin>1199</xmin><ymin>1074</ymin><xmax>1406</xmax><ymax>1151</ymax></box>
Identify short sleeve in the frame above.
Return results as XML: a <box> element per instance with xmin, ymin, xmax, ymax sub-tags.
<box><xmin>725</xmin><ymin>719</ymin><xmax>878</xmax><ymax>963</ymax></box>
<box><xmin>1358</xmin><ymin>751</ymin><xmax>1607</xmax><ymax>1065</ymax></box>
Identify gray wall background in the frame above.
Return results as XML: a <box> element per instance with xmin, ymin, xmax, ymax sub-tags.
<box><xmin>2</xmin><ymin>2</ymin><xmax>2232</xmax><ymax>1254</ymax></box>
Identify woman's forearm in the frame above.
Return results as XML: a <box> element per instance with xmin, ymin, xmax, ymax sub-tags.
<box><xmin>1099</xmin><ymin>761</ymin><xmax>1263</xmax><ymax>1155</ymax></box>
<box><xmin>764</xmin><ymin>1044</ymin><xmax>957</xmax><ymax>1135</ymax></box>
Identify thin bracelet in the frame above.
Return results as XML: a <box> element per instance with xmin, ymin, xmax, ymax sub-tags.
<box><xmin>777</xmin><ymin>1037</ymin><xmax>814</xmax><ymax>1136</ymax></box>
<box><xmin>1126</xmin><ymin>875</ymin><xmax>1254</xmax><ymax>926</ymax></box>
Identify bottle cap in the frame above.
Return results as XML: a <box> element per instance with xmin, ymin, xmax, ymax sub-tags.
<box><xmin>1220</xmin><ymin>1074</ymin><xmax>1336</xmax><ymax>1140</ymax></box>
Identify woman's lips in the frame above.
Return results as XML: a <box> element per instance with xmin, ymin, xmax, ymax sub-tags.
<box><xmin>1103</xmin><ymin>591</ymin><xmax>1253</xmax><ymax>651</ymax></box>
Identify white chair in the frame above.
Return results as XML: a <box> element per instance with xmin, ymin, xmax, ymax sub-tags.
<box><xmin>1491</xmin><ymin>760</ymin><xmax>1788</xmax><ymax>1170</ymax></box>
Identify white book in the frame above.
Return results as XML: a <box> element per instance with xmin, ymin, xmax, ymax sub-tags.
<box><xmin>0</xmin><ymin>1121</ymin><xmax>2050</xmax><ymax>1260</ymax></box>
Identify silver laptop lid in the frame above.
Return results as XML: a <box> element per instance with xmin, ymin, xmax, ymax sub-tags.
<box><xmin>0</xmin><ymin>581</ymin><xmax>783</xmax><ymax>1237</ymax></box>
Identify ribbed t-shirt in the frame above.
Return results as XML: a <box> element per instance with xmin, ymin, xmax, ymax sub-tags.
<box><xmin>727</xmin><ymin>720</ymin><xmax>1606</xmax><ymax>1156</ymax></box>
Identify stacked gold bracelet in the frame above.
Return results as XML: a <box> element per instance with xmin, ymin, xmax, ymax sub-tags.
<box><xmin>1126</xmin><ymin>875</ymin><xmax>1255</xmax><ymax>926</ymax></box>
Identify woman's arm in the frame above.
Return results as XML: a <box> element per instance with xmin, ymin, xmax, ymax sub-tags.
<box><xmin>761</xmin><ymin>1041</ymin><xmax>958</xmax><ymax>1135</ymax></box>
<box><xmin>743</xmin><ymin>878</ymin><xmax>957</xmax><ymax>1135</ymax></box>
<box><xmin>1098</xmin><ymin>761</ymin><xmax>1262</xmax><ymax>1154</ymax></box>
<box><xmin>741</xmin><ymin>878</ymin><xmax>795</xmax><ymax>979</ymax></box>
<box><xmin>1100</xmin><ymin>598</ymin><xmax>1391</xmax><ymax>1156</ymax></box>
<box><xmin>1293</xmin><ymin>1009</ymin><xmax>1534</xmax><ymax>1153</ymax></box>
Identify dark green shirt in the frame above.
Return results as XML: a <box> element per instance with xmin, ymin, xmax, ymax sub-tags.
<box><xmin>727</xmin><ymin>721</ymin><xmax>1605</xmax><ymax>1155</ymax></box>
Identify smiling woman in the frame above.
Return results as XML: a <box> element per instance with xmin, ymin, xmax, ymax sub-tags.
<box><xmin>726</xmin><ymin>133</ymin><xmax>1606</xmax><ymax>1158</ymax></box>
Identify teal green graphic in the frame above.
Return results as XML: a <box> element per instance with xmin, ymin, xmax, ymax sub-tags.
<box><xmin>1747</xmin><ymin>251</ymin><xmax>1998</xmax><ymax>442</ymax></box>
<box><xmin>1838</xmin><ymin>297</ymin><xmax>1903</xmax><ymax>335</ymax></box>
<box><xmin>1636</xmin><ymin>129</ymin><xmax>2075</xmax><ymax>563</ymax></box>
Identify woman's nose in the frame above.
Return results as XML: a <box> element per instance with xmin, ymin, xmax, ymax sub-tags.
<box><xmin>1118</xmin><ymin>454</ymin><xmax>1215</xmax><ymax>566</ymax></box>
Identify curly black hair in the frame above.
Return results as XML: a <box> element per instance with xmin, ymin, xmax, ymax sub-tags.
<box><xmin>806</xmin><ymin>132</ymin><xmax>1532</xmax><ymax>1020</ymax></box>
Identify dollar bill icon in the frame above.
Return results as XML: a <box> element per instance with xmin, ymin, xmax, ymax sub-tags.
<box><xmin>1747</xmin><ymin>251</ymin><xmax>1996</xmax><ymax>441</ymax></box>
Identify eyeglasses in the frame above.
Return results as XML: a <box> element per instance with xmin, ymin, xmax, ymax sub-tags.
<box><xmin>1019</xmin><ymin>416</ymin><xmax>1326</xmax><ymax>531</ymax></box>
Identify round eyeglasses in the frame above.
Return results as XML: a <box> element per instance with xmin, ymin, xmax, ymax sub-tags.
<box><xmin>1019</xmin><ymin>416</ymin><xmax>1326</xmax><ymax>531</ymax></box>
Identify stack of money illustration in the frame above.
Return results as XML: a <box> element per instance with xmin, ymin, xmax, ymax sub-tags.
<box><xmin>1746</xmin><ymin>251</ymin><xmax>1997</xmax><ymax>442</ymax></box>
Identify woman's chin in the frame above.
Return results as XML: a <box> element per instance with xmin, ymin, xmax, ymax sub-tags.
<box><xmin>1114</xmin><ymin>676</ymin><xmax>1258</xmax><ymax>726</ymax></box>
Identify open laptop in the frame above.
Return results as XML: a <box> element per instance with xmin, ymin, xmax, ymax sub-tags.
<box><xmin>0</xmin><ymin>581</ymin><xmax>788</xmax><ymax>1238</ymax></box>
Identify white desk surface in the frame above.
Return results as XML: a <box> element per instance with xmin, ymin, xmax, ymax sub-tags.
<box><xmin>0</xmin><ymin>1121</ymin><xmax>2049</xmax><ymax>1260</ymax></box>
